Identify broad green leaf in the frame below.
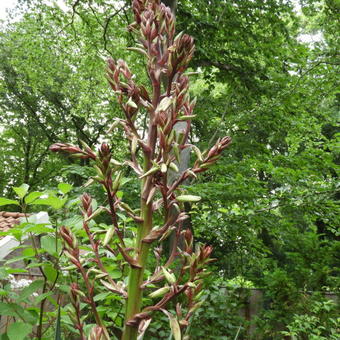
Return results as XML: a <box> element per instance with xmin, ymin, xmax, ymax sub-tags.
<box><xmin>22</xmin><ymin>224</ymin><xmax>53</xmax><ymax>234</ymax></box>
<box><xmin>22</xmin><ymin>247</ymin><xmax>36</xmax><ymax>257</ymax></box>
<box><xmin>41</xmin><ymin>235</ymin><xmax>58</xmax><ymax>255</ymax></box>
<box><xmin>110</xmin><ymin>270</ymin><xmax>122</xmax><ymax>279</ymax></box>
<box><xmin>31</xmin><ymin>196</ymin><xmax>67</xmax><ymax>209</ymax></box>
<box><xmin>58</xmin><ymin>182</ymin><xmax>73</xmax><ymax>194</ymax></box>
<box><xmin>6</xmin><ymin>268</ymin><xmax>28</xmax><ymax>274</ymax></box>
<box><xmin>0</xmin><ymin>197</ymin><xmax>19</xmax><ymax>206</ymax></box>
<box><xmin>24</xmin><ymin>191</ymin><xmax>43</xmax><ymax>204</ymax></box>
<box><xmin>116</xmin><ymin>191</ymin><xmax>124</xmax><ymax>199</ymax></box>
<box><xmin>0</xmin><ymin>289</ymin><xmax>8</xmax><ymax>297</ymax></box>
<box><xmin>0</xmin><ymin>268</ymin><xmax>8</xmax><ymax>280</ymax></box>
<box><xmin>13</xmin><ymin>184</ymin><xmax>29</xmax><ymax>199</ymax></box>
<box><xmin>26</xmin><ymin>262</ymin><xmax>43</xmax><ymax>269</ymax></box>
<box><xmin>0</xmin><ymin>302</ymin><xmax>17</xmax><ymax>317</ymax></box>
<box><xmin>33</xmin><ymin>291</ymin><xmax>53</xmax><ymax>305</ymax></box>
<box><xmin>43</xmin><ymin>264</ymin><xmax>58</xmax><ymax>282</ymax></box>
<box><xmin>5</xmin><ymin>255</ymin><xmax>30</xmax><ymax>265</ymax></box>
<box><xmin>94</xmin><ymin>292</ymin><xmax>111</xmax><ymax>302</ymax></box>
<box><xmin>17</xmin><ymin>280</ymin><xmax>44</xmax><ymax>302</ymax></box>
<box><xmin>7</xmin><ymin>322</ymin><xmax>32</xmax><ymax>340</ymax></box>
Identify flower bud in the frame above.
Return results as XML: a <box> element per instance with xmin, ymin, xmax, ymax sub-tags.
<box><xmin>103</xmin><ymin>227</ymin><xmax>115</xmax><ymax>246</ymax></box>
<box><xmin>176</xmin><ymin>195</ymin><xmax>201</xmax><ymax>202</ymax></box>
<box><xmin>149</xmin><ymin>285</ymin><xmax>170</xmax><ymax>298</ymax></box>
<box><xmin>81</xmin><ymin>193</ymin><xmax>92</xmax><ymax>213</ymax></box>
<box><xmin>162</xmin><ymin>267</ymin><xmax>176</xmax><ymax>284</ymax></box>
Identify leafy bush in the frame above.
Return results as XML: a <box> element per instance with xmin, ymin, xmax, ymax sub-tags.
<box><xmin>282</xmin><ymin>298</ymin><xmax>339</xmax><ymax>340</ymax></box>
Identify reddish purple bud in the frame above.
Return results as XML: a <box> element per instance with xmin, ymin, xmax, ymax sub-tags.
<box><xmin>60</xmin><ymin>226</ymin><xmax>75</xmax><ymax>249</ymax></box>
<box><xmin>202</xmin><ymin>245</ymin><xmax>213</xmax><ymax>260</ymax></box>
<box><xmin>82</xmin><ymin>193</ymin><xmax>92</xmax><ymax>213</ymax></box>
<box><xmin>100</xmin><ymin>143</ymin><xmax>110</xmax><ymax>158</ymax></box>
<box><xmin>184</xmin><ymin>228</ymin><xmax>193</xmax><ymax>245</ymax></box>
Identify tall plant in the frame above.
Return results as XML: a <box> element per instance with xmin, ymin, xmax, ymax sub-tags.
<box><xmin>51</xmin><ymin>1</ymin><xmax>231</xmax><ymax>339</ymax></box>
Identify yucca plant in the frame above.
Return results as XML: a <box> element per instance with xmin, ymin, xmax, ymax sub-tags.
<box><xmin>51</xmin><ymin>1</ymin><xmax>231</xmax><ymax>339</ymax></box>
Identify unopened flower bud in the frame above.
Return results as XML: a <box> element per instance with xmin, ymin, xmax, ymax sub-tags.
<box><xmin>103</xmin><ymin>227</ymin><xmax>115</xmax><ymax>246</ymax></box>
<box><xmin>149</xmin><ymin>285</ymin><xmax>170</xmax><ymax>298</ymax></box>
<box><xmin>82</xmin><ymin>193</ymin><xmax>92</xmax><ymax>214</ymax></box>
<box><xmin>162</xmin><ymin>267</ymin><xmax>176</xmax><ymax>284</ymax></box>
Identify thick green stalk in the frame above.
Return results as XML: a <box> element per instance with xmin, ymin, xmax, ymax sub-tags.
<box><xmin>122</xmin><ymin>141</ymin><xmax>156</xmax><ymax>340</ymax></box>
<box><xmin>122</xmin><ymin>196</ymin><xmax>153</xmax><ymax>339</ymax></box>
<box><xmin>122</xmin><ymin>44</ymin><xmax>160</xmax><ymax>338</ymax></box>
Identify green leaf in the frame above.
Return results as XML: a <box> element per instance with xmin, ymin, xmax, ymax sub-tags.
<box><xmin>6</xmin><ymin>268</ymin><xmax>28</xmax><ymax>274</ymax></box>
<box><xmin>17</xmin><ymin>280</ymin><xmax>44</xmax><ymax>302</ymax></box>
<box><xmin>23</xmin><ymin>224</ymin><xmax>53</xmax><ymax>234</ymax></box>
<box><xmin>94</xmin><ymin>292</ymin><xmax>111</xmax><ymax>302</ymax></box>
<box><xmin>110</xmin><ymin>270</ymin><xmax>122</xmax><ymax>279</ymax></box>
<box><xmin>0</xmin><ymin>197</ymin><xmax>19</xmax><ymax>206</ymax></box>
<box><xmin>7</xmin><ymin>322</ymin><xmax>32</xmax><ymax>340</ymax></box>
<box><xmin>34</xmin><ymin>291</ymin><xmax>53</xmax><ymax>305</ymax></box>
<box><xmin>0</xmin><ymin>302</ymin><xmax>17</xmax><ymax>316</ymax></box>
<box><xmin>31</xmin><ymin>196</ymin><xmax>67</xmax><ymax>209</ymax></box>
<box><xmin>5</xmin><ymin>255</ymin><xmax>31</xmax><ymax>265</ymax></box>
<box><xmin>116</xmin><ymin>191</ymin><xmax>124</xmax><ymax>199</ymax></box>
<box><xmin>22</xmin><ymin>247</ymin><xmax>36</xmax><ymax>257</ymax></box>
<box><xmin>41</xmin><ymin>235</ymin><xmax>58</xmax><ymax>255</ymax></box>
<box><xmin>54</xmin><ymin>306</ymin><xmax>62</xmax><ymax>340</ymax></box>
<box><xmin>43</xmin><ymin>264</ymin><xmax>58</xmax><ymax>282</ymax></box>
<box><xmin>0</xmin><ymin>268</ymin><xmax>9</xmax><ymax>280</ymax></box>
<box><xmin>13</xmin><ymin>184</ymin><xmax>29</xmax><ymax>199</ymax></box>
<box><xmin>24</xmin><ymin>191</ymin><xmax>43</xmax><ymax>204</ymax></box>
<box><xmin>58</xmin><ymin>183</ymin><xmax>73</xmax><ymax>194</ymax></box>
<box><xmin>26</xmin><ymin>262</ymin><xmax>43</xmax><ymax>269</ymax></box>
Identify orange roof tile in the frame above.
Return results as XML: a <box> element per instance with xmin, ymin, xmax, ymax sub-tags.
<box><xmin>0</xmin><ymin>211</ymin><xmax>28</xmax><ymax>233</ymax></box>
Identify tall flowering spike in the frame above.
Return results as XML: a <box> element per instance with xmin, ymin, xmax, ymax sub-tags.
<box><xmin>50</xmin><ymin>1</ymin><xmax>232</xmax><ymax>340</ymax></box>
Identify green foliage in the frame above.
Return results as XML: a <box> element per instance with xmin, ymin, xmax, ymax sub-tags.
<box><xmin>188</xmin><ymin>277</ymin><xmax>249</xmax><ymax>340</ymax></box>
<box><xmin>282</xmin><ymin>298</ymin><xmax>340</xmax><ymax>340</ymax></box>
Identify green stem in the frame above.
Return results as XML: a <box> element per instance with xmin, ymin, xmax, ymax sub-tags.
<box><xmin>122</xmin><ymin>127</ymin><xmax>157</xmax><ymax>339</ymax></box>
<box><xmin>122</xmin><ymin>45</ymin><xmax>160</xmax><ymax>338</ymax></box>
<box><xmin>122</xmin><ymin>196</ymin><xmax>153</xmax><ymax>340</ymax></box>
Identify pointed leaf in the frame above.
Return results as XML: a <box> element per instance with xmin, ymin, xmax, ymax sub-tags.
<box><xmin>7</xmin><ymin>322</ymin><xmax>32</xmax><ymax>340</ymax></box>
<box><xmin>24</xmin><ymin>191</ymin><xmax>43</xmax><ymax>204</ymax></box>
<box><xmin>13</xmin><ymin>184</ymin><xmax>29</xmax><ymax>199</ymax></box>
<box><xmin>0</xmin><ymin>198</ymin><xmax>19</xmax><ymax>206</ymax></box>
<box><xmin>17</xmin><ymin>280</ymin><xmax>44</xmax><ymax>302</ymax></box>
<box><xmin>54</xmin><ymin>306</ymin><xmax>62</xmax><ymax>340</ymax></box>
<box><xmin>58</xmin><ymin>183</ymin><xmax>73</xmax><ymax>194</ymax></box>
